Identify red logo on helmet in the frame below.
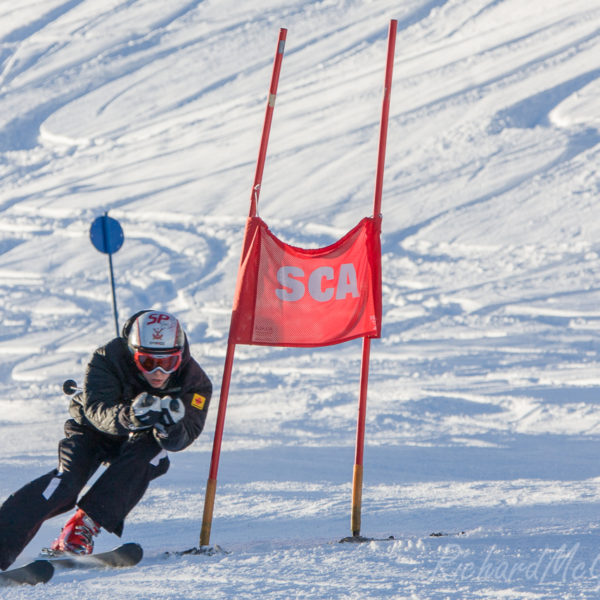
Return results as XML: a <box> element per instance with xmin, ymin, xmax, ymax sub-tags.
<box><xmin>147</xmin><ymin>313</ymin><xmax>170</xmax><ymax>325</ymax></box>
<box><xmin>152</xmin><ymin>327</ymin><xmax>164</xmax><ymax>340</ymax></box>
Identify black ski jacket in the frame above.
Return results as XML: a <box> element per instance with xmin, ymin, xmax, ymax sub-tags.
<box><xmin>68</xmin><ymin>312</ymin><xmax>212</xmax><ymax>452</ymax></box>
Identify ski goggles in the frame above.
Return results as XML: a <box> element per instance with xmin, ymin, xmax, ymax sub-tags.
<box><xmin>134</xmin><ymin>350</ymin><xmax>182</xmax><ymax>374</ymax></box>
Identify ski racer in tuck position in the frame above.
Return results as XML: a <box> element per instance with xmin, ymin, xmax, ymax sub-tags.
<box><xmin>0</xmin><ymin>310</ymin><xmax>212</xmax><ymax>571</ymax></box>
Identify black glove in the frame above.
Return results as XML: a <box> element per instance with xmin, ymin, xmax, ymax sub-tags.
<box><xmin>129</xmin><ymin>392</ymin><xmax>163</xmax><ymax>431</ymax></box>
<box><xmin>154</xmin><ymin>396</ymin><xmax>185</xmax><ymax>438</ymax></box>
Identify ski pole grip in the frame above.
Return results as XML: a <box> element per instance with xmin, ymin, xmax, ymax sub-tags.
<box><xmin>63</xmin><ymin>379</ymin><xmax>79</xmax><ymax>395</ymax></box>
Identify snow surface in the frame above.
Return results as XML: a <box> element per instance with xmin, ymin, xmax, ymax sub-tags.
<box><xmin>1</xmin><ymin>0</ymin><xmax>600</xmax><ymax>598</ymax></box>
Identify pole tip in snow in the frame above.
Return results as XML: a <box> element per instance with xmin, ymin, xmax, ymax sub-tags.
<box><xmin>339</xmin><ymin>535</ymin><xmax>395</xmax><ymax>544</ymax></box>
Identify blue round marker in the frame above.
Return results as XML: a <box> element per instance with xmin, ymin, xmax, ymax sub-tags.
<box><xmin>90</xmin><ymin>214</ymin><xmax>124</xmax><ymax>255</ymax></box>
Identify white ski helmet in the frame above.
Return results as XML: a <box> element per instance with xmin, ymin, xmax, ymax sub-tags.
<box><xmin>127</xmin><ymin>311</ymin><xmax>185</xmax><ymax>354</ymax></box>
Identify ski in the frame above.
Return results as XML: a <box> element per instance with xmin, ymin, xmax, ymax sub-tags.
<box><xmin>42</xmin><ymin>542</ymin><xmax>143</xmax><ymax>570</ymax></box>
<box><xmin>0</xmin><ymin>559</ymin><xmax>54</xmax><ymax>587</ymax></box>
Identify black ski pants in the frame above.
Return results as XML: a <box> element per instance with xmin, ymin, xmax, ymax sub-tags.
<box><xmin>0</xmin><ymin>419</ymin><xmax>169</xmax><ymax>570</ymax></box>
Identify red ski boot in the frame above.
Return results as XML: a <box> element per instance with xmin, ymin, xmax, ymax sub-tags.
<box><xmin>50</xmin><ymin>508</ymin><xmax>100</xmax><ymax>555</ymax></box>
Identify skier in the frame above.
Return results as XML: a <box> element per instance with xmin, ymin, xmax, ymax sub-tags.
<box><xmin>0</xmin><ymin>310</ymin><xmax>212</xmax><ymax>571</ymax></box>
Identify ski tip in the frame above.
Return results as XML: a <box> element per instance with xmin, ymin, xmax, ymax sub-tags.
<box><xmin>111</xmin><ymin>542</ymin><xmax>143</xmax><ymax>566</ymax></box>
<box><xmin>119</xmin><ymin>542</ymin><xmax>143</xmax><ymax>553</ymax></box>
<box><xmin>32</xmin><ymin>560</ymin><xmax>55</xmax><ymax>583</ymax></box>
<box><xmin>0</xmin><ymin>560</ymin><xmax>54</xmax><ymax>587</ymax></box>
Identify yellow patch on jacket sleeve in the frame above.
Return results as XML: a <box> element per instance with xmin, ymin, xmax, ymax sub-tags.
<box><xmin>191</xmin><ymin>394</ymin><xmax>206</xmax><ymax>410</ymax></box>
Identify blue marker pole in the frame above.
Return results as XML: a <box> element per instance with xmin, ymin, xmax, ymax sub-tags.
<box><xmin>102</xmin><ymin>213</ymin><xmax>119</xmax><ymax>337</ymax></box>
<box><xmin>90</xmin><ymin>212</ymin><xmax>124</xmax><ymax>338</ymax></box>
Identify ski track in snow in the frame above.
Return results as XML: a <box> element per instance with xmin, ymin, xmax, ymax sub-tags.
<box><xmin>1</xmin><ymin>0</ymin><xmax>600</xmax><ymax>598</ymax></box>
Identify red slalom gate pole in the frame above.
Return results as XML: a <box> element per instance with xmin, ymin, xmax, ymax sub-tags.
<box><xmin>249</xmin><ymin>28</ymin><xmax>287</xmax><ymax>217</ymax></box>
<box><xmin>199</xmin><ymin>29</ymin><xmax>287</xmax><ymax>548</ymax></box>
<box><xmin>351</xmin><ymin>19</ymin><xmax>397</xmax><ymax>538</ymax></box>
<box><xmin>199</xmin><ymin>340</ymin><xmax>235</xmax><ymax>546</ymax></box>
<box><xmin>373</xmin><ymin>20</ymin><xmax>397</xmax><ymax>218</ymax></box>
<box><xmin>351</xmin><ymin>337</ymin><xmax>373</xmax><ymax>537</ymax></box>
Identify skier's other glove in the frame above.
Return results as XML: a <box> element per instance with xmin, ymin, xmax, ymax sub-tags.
<box><xmin>129</xmin><ymin>392</ymin><xmax>163</xmax><ymax>431</ymax></box>
<box><xmin>154</xmin><ymin>396</ymin><xmax>185</xmax><ymax>438</ymax></box>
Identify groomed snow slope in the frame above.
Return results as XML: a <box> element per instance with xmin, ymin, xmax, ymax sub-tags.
<box><xmin>1</xmin><ymin>1</ymin><xmax>600</xmax><ymax>598</ymax></box>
